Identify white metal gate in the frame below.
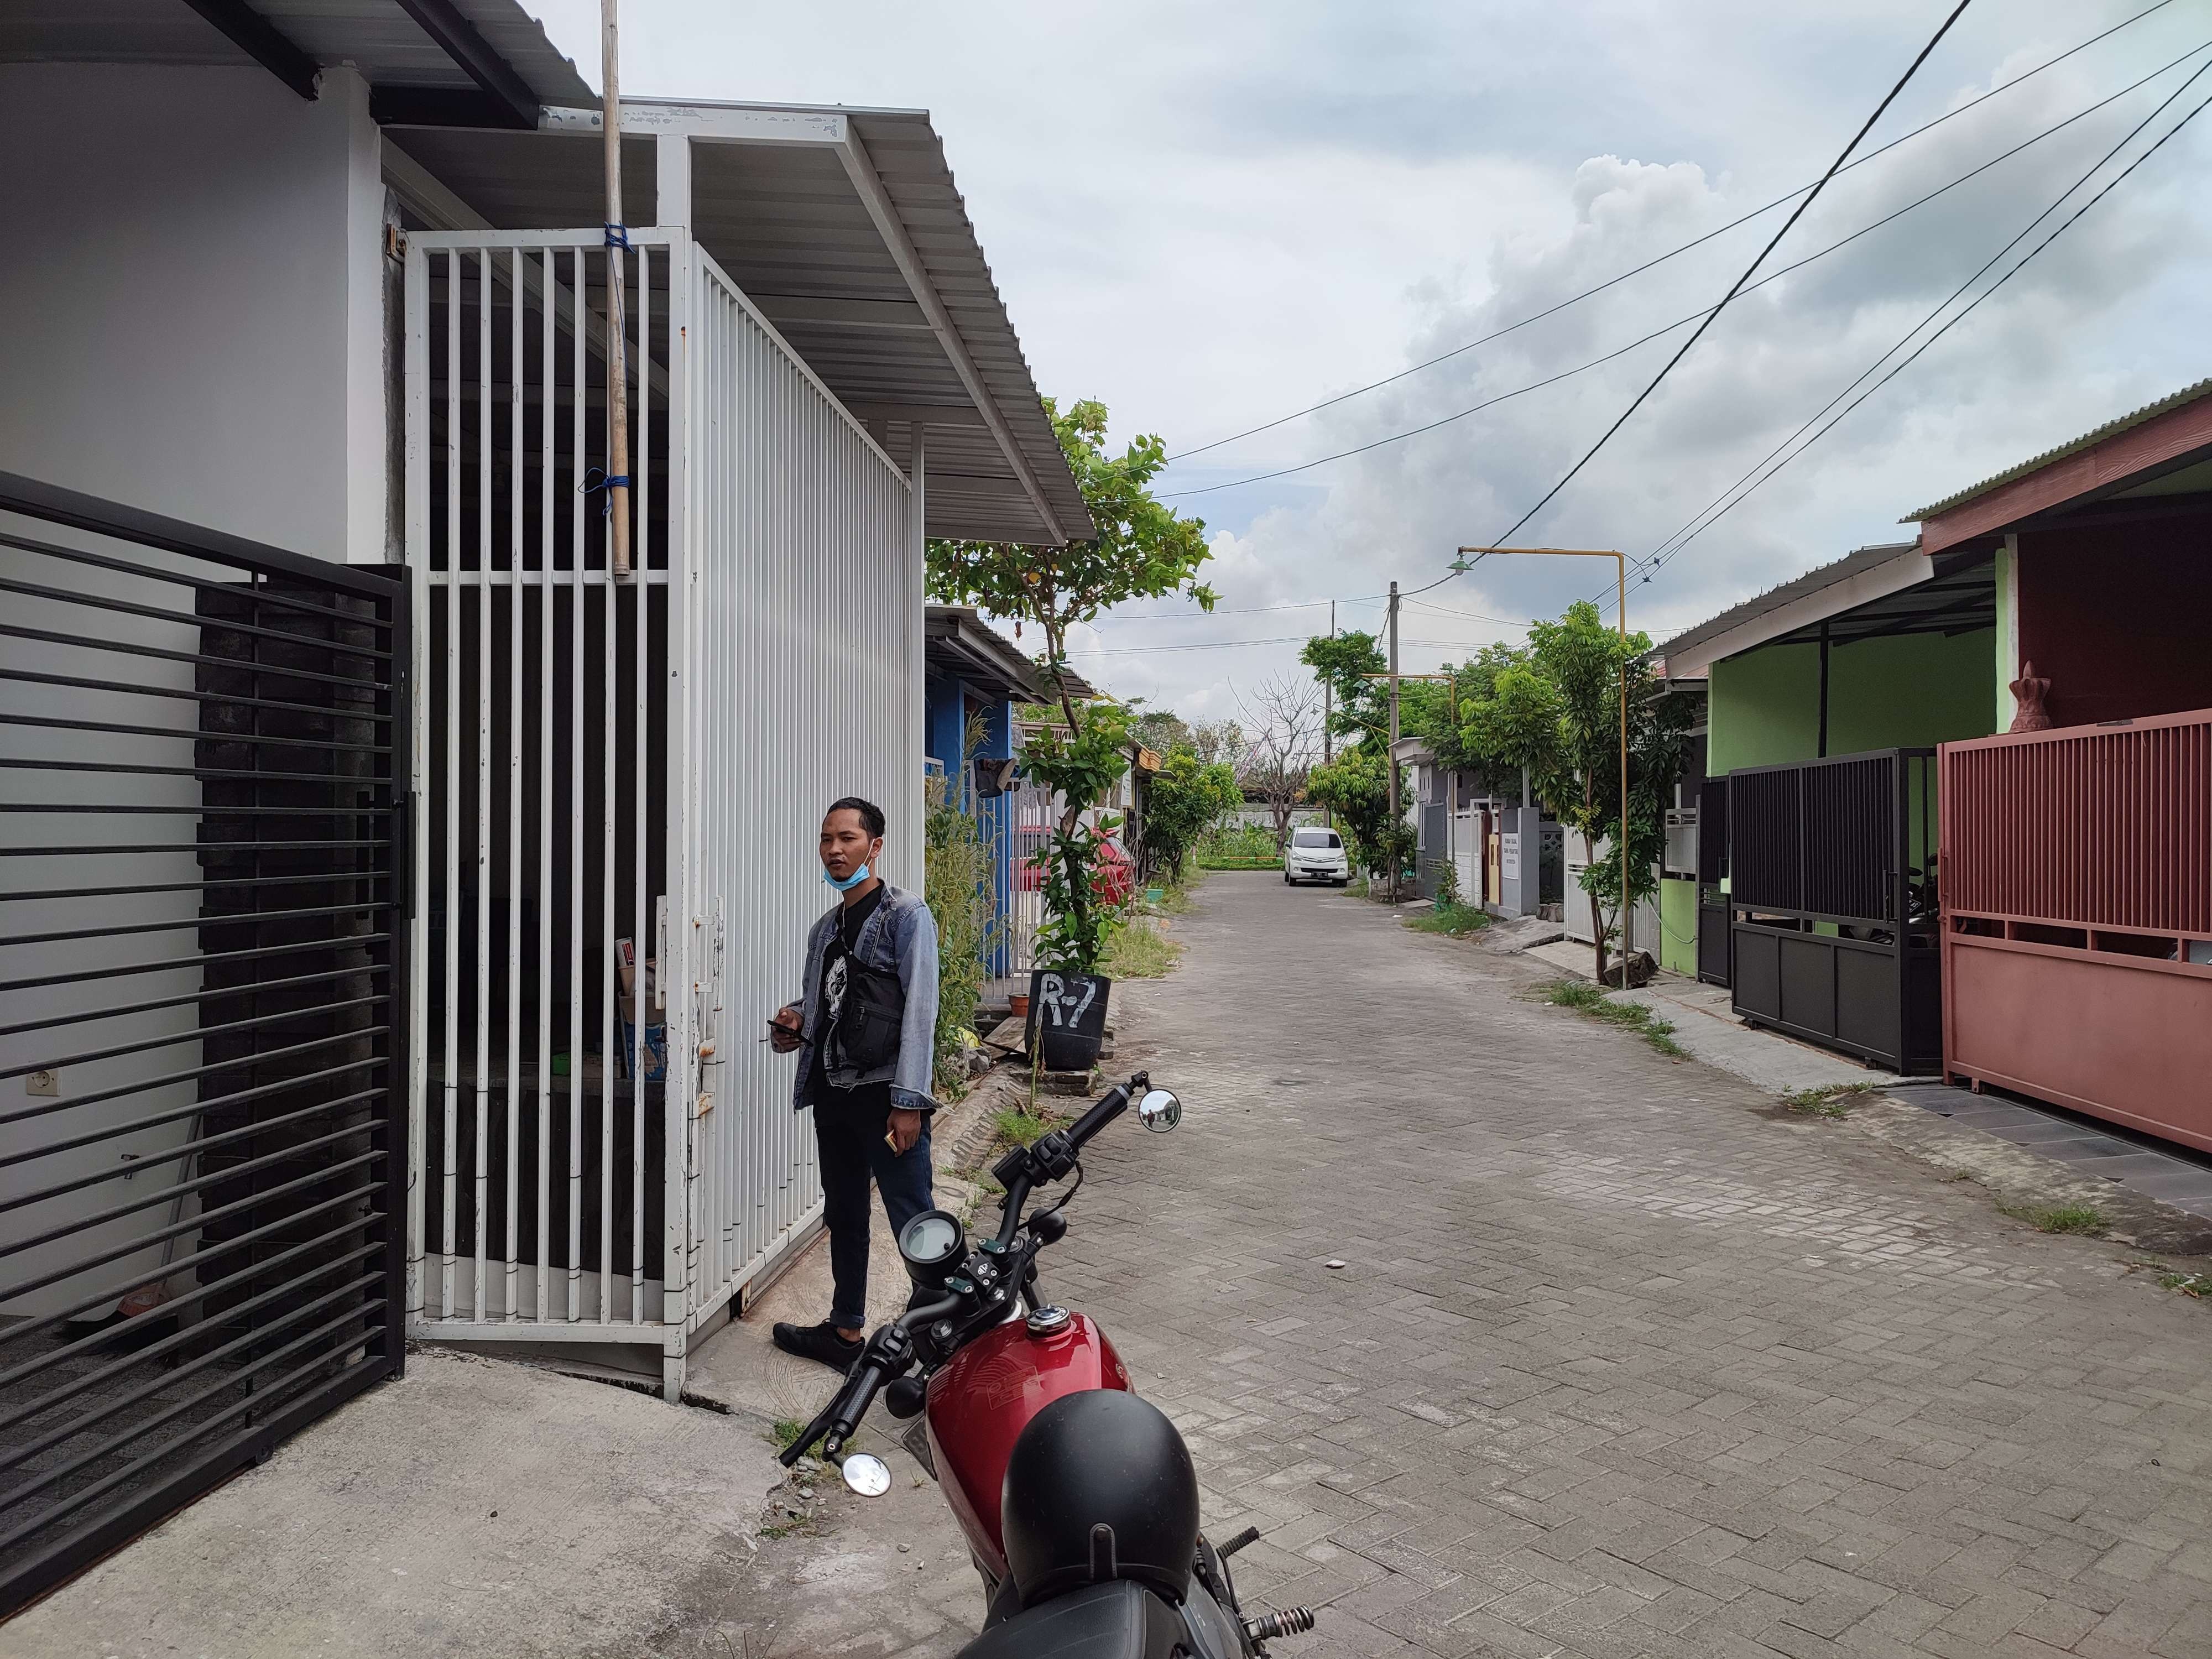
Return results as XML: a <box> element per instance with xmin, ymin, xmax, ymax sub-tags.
<box><xmin>401</xmin><ymin>228</ymin><xmax>918</xmax><ymax>1396</ymax></box>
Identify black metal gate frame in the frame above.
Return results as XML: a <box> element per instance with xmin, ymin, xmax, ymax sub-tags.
<box><xmin>0</xmin><ymin>472</ymin><xmax>409</xmax><ymax>1615</ymax></box>
<box><xmin>1724</xmin><ymin>747</ymin><xmax>1938</xmax><ymax>1073</ymax></box>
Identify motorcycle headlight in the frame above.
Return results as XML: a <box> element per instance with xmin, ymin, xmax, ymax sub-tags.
<box><xmin>898</xmin><ymin>1208</ymin><xmax>967</xmax><ymax>1287</ymax></box>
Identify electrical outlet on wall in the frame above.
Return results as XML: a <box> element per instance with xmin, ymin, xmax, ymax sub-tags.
<box><xmin>26</xmin><ymin>1070</ymin><xmax>59</xmax><ymax>1097</ymax></box>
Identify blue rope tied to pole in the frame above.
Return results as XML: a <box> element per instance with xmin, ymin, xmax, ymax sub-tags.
<box><xmin>579</xmin><ymin>467</ymin><xmax>630</xmax><ymax>518</ymax></box>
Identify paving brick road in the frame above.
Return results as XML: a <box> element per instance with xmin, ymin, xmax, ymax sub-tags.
<box><xmin>1037</xmin><ymin>873</ymin><xmax>2212</xmax><ymax>1659</ymax></box>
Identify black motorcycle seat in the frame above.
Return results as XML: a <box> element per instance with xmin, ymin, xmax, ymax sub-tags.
<box><xmin>952</xmin><ymin>1579</ymin><xmax>1188</xmax><ymax>1659</ymax></box>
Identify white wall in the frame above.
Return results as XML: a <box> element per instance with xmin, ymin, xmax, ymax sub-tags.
<box><xmin>0</xmin><ymin>62</ymin><xmax>387</xmax><ymax>564</ymax></box>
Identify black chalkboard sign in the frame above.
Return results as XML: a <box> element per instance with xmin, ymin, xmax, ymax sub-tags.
<box><xmin>1027</xmin><ymin>969</ymin><xmax>1111</xmax><ymax>1072</ymax></box>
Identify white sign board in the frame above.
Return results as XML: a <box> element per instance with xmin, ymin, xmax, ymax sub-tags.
<box><xmin>1500</xmin><ymin>832</ymin><xmax>1522</xmax><ymax>882</ymax></box>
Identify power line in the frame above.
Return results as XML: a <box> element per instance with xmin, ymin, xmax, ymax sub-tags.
<box><xmin>1604</xmin><ymin>57</ymin><xmax>2212</xmax><ymax>618</ymax></box>
<box><xmin>1154</xmin><ymin>32</ymin><xmax>2210</xmax><ymax>505</ymax></box>
<box><xmin>1163</xmin><ymin>0</ymin><xmax>2177</xmax><ymax>466</ymax></box>
<box><xmin>1064</xmin><ymin>629</ymin><xmax>1521</xmax><ymax>659</ymax></box>
<box><xmin>1470</xmin><ymin>0</ymin><xmax>1977</xmax><ymax>562</ymax></box>
<box><xmin>1088</xmin><ymin>594</ymin><xmax>1386</xmax><ymax>623</ymax></box>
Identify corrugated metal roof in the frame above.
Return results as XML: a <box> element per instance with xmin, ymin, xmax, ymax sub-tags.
<box><xmin>1903</xmin><ymin>377</ymin><xmax>2212</xmax><ymax>523</ymax></box>
<box><xmin>389</xmin><ymin>105</ymin><xmax>1091</xmax><ymax>545</ymax></box>
<box><xmin>925</xmin><ymin>606</ymin><xmax>1048</xmax><ymax>703</ymax></box>
<box><xmin>0</xmin><ymin>1</ymin><xmax>593</xmax><ymax>104</ymax></box>
<box><xmin>1651</xmin><ymin>541</ymin><xmax>1919</xmax><ymax>666</ymax></box>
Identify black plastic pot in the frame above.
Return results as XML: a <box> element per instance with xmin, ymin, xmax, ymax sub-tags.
<box><xmin>1026</xmin><ymin>970</ymin><xmax>1112</xmax><ymax>1072</ymax></box>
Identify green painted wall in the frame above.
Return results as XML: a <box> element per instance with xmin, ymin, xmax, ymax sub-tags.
<box><xmin>1708</xmin><ymin>627</ymin><xmax>1996</xmax><ymax>776</ymax></box>
<box><xmin>1828</xmin><ymin>629</ymin><xmax>1997</xmax><ymax>753</ymax></box>
<box><xmin>1708</xmin><ymin>644</ymin><xmax>1821</xmax><ymax>775</ymax></box>
<box><xmin>1658</xmin><ymin>878</ymin><xmax>1698</xmax><ymax>974</ymax></box>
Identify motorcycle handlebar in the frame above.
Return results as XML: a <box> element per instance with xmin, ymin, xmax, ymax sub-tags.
<box><xmin>778</xmin><ymin>1292</ymin><xmax>964</xmax><ymax>1468</ymax></box>
<box><xmin>1065</xmin><ymin>1070</ymin><xmax>1147</xmax><ymax>1151</ymax></box>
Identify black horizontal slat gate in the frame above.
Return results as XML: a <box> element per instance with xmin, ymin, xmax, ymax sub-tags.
<box><xmin>0</xmin><ymin>472</ymin><xmax>408</xmax><ymax>1615</ymax></box>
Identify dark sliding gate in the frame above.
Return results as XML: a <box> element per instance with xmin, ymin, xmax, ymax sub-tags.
<box><xmin>0</xmin><ymin>473</ymin><xmax>408</xmax><ymax>1614</ymax></box>
<box><xmin>1726</xmin><ymin>748</ymin><xmax>1938</xmax><ymax>1073</ymax></box>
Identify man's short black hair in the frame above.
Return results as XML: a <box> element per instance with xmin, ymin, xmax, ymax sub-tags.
<box><xmin>824</xmin><ymin>796</ymin><xmax>886</xmax><ymax>839</ymax></box>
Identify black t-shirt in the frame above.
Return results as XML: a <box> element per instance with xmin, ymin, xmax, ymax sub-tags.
<box><xmin>810</xmin><ymin>885</ymin><xmax>894</xmax><ymax>1117</ymax></box>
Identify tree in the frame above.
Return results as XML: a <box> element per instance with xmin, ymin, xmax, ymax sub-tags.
<box><xmin>1235</xmin><ymin>673</ymin><xmax>1323</xmax><ymax>847</ymax></box>
<box><xmin>1493</xmin><ymin>602</ymin><xmax>1686</xmax><ymax>985</ymax></box>
<box><xmin>1460</xmin><ymin>661</ymin><xmax>1564</xmax><ymax>807</ymax></box>
<box><xmin>928</xmin><ymin>398</ymin><xmax>1215</xmax><ymax>974</ymax></box>
<box><xmin>1301</xmin><ymin>631</ymin><xmax>1388</xmax><ymax>748</ymax></box>
<box><xmin>1139</xmin><ymin>745</ymin><xmax>1240</xmax><ymax>880</ymax></box>
<box><xmin>1307</xmin><ymin>747</ymin><xmax>1396</xmax><ymax>877</ymax></box>
<box><xmin>1188</xmin><ymin>717</ymin><xmax>1248</xmax><ymax>774</ymax></box>
<box><xmin>1131</xmin><ymin>707</ymin><xmax>1193</xmax><ymax>757</ymax></box>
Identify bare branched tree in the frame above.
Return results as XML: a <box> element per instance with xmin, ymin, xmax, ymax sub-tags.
<box><xmin>1235</xmin><ymin>674</ymin><xmax>1325</xmax><ymax>848</ymax></box>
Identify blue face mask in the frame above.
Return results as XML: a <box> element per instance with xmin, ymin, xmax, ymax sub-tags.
<box><xmin>823</xmin><ymin>861</ymin><xmax>872</xmax><ymax>893</ymax></box>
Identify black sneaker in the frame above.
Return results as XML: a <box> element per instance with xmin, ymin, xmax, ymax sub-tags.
<box><xmin>773</xmin><ymin>1319</ymin><xmax>866</xmax><ymax>1373</ymax></box>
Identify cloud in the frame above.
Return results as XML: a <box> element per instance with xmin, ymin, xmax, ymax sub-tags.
<box><xmin>523</xmin><ymin>0</ymin><xmax>2212</xmax><ymax>708</ymax></box>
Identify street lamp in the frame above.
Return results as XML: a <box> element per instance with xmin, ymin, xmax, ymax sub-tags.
<box><xmin>1453</xmin><ymin>546</ymin><xmax>1633</xmax><ymax>977</ymax></box>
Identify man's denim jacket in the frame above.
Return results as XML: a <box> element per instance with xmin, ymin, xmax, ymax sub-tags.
<box><xmin>787</xmin><ymin>883</ymin><xmax>940</xmax><ymax>1115</ymax></box>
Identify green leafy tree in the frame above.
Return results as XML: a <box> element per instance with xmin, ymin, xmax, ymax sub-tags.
<box><xmin>1131</xmin><ymin>707</ymin><xmax>1193</xmax><ymax>757</ymax></box>
<box><xmin>1139</xmin><ymin>745</ymin><xmax>1240</xmax><ymax>881</ymax></box>
<box><xmin>1307</xmin><ymin>747</ymin><xmax>1397</xmax><ymax>877</ymax></box>
<box><xmin>1513</xmin><ymin>602</ymin><xmax>1684</xmax><ymax>983</ymax></box>
<box><xmin>1461</xmin><ymin>662</ymin><xmax>1566</xmax><ymax>806</ymax></box>
<box><xmin>1301</xmin><ymin>631</ymin><xmax>1388</xmax><ymax>747</ymax></box>
<box><xmin>928</xmin><ymin>399</ymin><xmax>1215</xmax><ymax>975</ymax></box>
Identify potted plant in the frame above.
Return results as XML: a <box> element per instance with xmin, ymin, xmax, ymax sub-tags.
<box><xmin>927</xmin><ymin>398</ymin><xmax>1215</xmax><ymax>1073</ymax></box>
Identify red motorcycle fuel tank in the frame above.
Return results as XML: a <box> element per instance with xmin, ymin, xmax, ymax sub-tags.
<box><xmin>924</xmin><ymin>1311</ymin><xmax>1130</xmax><ymax>1578</ymax></box>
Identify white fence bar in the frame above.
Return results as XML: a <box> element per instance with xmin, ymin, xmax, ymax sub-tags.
<box><xmin>404</xmin><ymin>226</ymin><xmax>915</xmax><ymax>1398</ymax></box>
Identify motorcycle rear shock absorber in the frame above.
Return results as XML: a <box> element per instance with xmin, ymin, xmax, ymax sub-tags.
<box><xmin>1243</xmin><ymin>1606</ymin><xmax>1317</xmax><ymax>1642</ymax></box>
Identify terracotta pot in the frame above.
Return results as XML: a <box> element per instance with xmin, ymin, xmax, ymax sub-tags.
<box><xmin>1009</xmin><ymin>993</ymin><xmax>1031</xmax><ymax>1020</ymax></box>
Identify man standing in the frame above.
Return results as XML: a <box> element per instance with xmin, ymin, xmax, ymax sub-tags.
<box><xmin>768</xmin><ymin>797</ymin><xmax>940</xmax><ymax>1369</ymax></box>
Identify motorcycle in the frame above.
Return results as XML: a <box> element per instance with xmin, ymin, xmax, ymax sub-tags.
<box><xmin>778</xmin><ymin>1072</ymin><xmax>1317</xmax><ymax>1657</ymax></box>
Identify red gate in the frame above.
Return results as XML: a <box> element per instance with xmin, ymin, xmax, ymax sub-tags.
<box><xmin>1940</xmin><ymin>709</ymin><xmax>2212</xmax><ymax>1151</ymax></box>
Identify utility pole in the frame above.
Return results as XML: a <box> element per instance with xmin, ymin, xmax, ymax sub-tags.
<box><xmin>602</xmin><ymin>0</ymin><xmax>631</xmax><ymax>577</ymax></box>
<box><xmin>1386</xmin><ymin>581</ymin><xmax>1400</xmax><ymax>905</ymax></box>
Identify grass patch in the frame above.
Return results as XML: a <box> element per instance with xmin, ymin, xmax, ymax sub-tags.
<box><xmin>1406</xmin><ymin>899</ymin><xmax>1491</xmax><ymax>938</ymax></box>
<box><xmin>1101</xmin><ymin>915</ymin><xmax>1181</xmax><ymax>979</ymax></box>
<box><xmin>993</xmin><ymin>1105</ymin><xmax>1060</xmax><ymax>1149</ymax></box>
<box><xmin>2158</xmin><ymin>1271</ymin><xmax>2212</xmax><ymax>1299</ymax></box>
<box><xmin>1545</xmin><ymin>978</ymin><xmax>1687</xmax><ymax>1058</ymax></box>
<box><xmin>1153</xmin><ymin>865</ymin><xmax>1201</xmax><ymax>916</ymax></box>
<box><xmin>1996</xmin><ymin>1199</ymin><xmax>2107</xmax><ymax>1235</ymax></box>
<box><xmin>1195</xmin><ymin>852</ymin><xmax>1281</xmax><ymax>870</ymax></box>
<box><xmin>769</xmin><ymin>1418</ymin><xmax>807</xmax><ymax>1452</ymax></box>
<box><xmin>1779</xmin><ymin>1083</ymin><xmax>1880</xmax><ymax>1118</ymax></box>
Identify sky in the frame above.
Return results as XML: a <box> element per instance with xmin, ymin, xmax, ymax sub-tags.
<box><xmin>533</xmin><ymin>0</ymin><xmax>2212</xmax><ymax>723</ymax></box>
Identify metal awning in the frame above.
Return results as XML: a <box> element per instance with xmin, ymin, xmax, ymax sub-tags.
<box><xmin>1653</xmin><ymin>541</ymin><xmax>1995</xmax><ymax>678</ymax></box>
<box><xmin>0</xmin><ymin>1</ymin><xmax>592</xmax><ymax>124</ymax></box>
<box><xmin>925</xmin><ymin>606</ymin><xmax>1048</xmax><ymax>704</ymax></box>
<box><xmin>1762</xmin><ymin>557</ymin><xmax>1994</xmax><ymax>649</ymax></box>
<box><xmin>386</xmin><ymin>101</ymin><xmax>1090</xmax><ymax>546</ymax></box>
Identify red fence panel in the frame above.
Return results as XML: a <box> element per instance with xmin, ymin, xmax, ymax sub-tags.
<box><xmin>1940</xmin><ymin>708</ymin><xmax>2212</xmax><ymax>1153</ymax></box>
<box><xmin>1943</xmin><ymin>712</ymin><xmax>2212</xmax><ymax>935</ymax></box>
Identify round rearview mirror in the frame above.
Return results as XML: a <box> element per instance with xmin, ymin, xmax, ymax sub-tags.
<box><xmin>841</xmin><ymin>1452</ymin><xmax>892</xmax><ymax>1498</ymax></box>
<box><xmin>1136</xmin><ymin>1088</ymin><xmax>1182</xmax><ymax>1134</ymax></box>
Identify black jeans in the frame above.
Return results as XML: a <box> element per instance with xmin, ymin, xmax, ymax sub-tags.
<box><xmin>813</xmin><ymin>1091</ymin><xmax>935</xmax><ymax>1332</ymax></box>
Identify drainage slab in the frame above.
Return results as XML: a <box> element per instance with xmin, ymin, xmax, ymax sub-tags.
<box><xmin>1884</xmin><ymin>1081</ymin><xmax>2212</xmax><ymax>1220</ymax></box>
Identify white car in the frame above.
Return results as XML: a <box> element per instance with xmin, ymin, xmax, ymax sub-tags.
<box><xmin>1284</xmin><ymin>827</ymin><xmax>1351</xmax><ymax>886</ymax></box>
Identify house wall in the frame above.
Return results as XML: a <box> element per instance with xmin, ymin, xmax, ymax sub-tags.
<box><xmin>0</xmin><ymin>63</ymin><xmax>388</xmax><ymax>565</ymax></box>
<box><xmin>1659</xmin><ymin>878</ymin><xmax>1699</xmax><ymax>975</ymax></box>
<box><xmin>2017</xmin><ymin>517</ymin><xmax>2212</xmax><ymax>728</ymax></box>
<box><xmin>1708</xmin><ymin>627</ymin><xmax>1995</xmax><ymax>774</ymax></box>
